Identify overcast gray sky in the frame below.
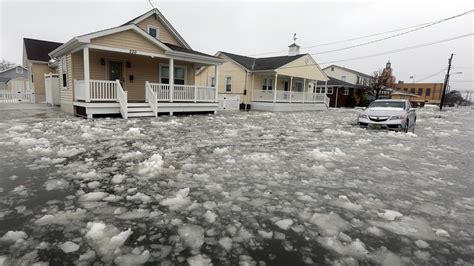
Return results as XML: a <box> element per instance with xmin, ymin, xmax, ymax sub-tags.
<box><xmin>1</xmin><ymin>0</ymin><xmax>473</xmax><ymax>91</ymax></box>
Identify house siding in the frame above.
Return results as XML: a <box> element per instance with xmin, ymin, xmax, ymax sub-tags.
<box><xmin>277</xmin><ymin>55</ymin><xmax>328</xmax><ymax>81</ymax></box>
<box><xmin>0</xmin><ymin>67</ymin><xmax>28</xmax><ymax>83</ymax></box>
<box><xmin>90</xmin><ymin>30</ymin><xmax>166</xmax><ymax>55</ymax></box>
<box><xmin>60</xmin><ymin>54</ymin><xmax>74</xmax><ymax>114</ymax></box>
<box><xmin>135</xmin><ymin>15</ymin><xmax>181</xmax><ymax>46</ymax></box>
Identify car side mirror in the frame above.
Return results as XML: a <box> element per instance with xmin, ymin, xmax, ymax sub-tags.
<box><xmin>409</xmin><ymin>108</ymin><xmax>416</xmax><ymax>112</ymax></box>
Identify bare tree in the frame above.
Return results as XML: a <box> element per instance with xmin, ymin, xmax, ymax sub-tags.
<box><xmin>368</xmin><ymin>68</ymin><xmax>396</xmax><ymax>99</ymax></box>
<box><xmin>0</xmin><ymin>58</ymin><xmax>16</xmax><ymax>71</ymax></box>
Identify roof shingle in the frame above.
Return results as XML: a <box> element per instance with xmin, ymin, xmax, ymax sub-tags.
<box><xmin>220</xmin><ymin>52</ymin><xmax>306</xmax><ymax>71</ymax></box>
<box><xmin>24</xmin><ymin>38</ymin><xmax>63</xmax><ymax>62</ymax></box>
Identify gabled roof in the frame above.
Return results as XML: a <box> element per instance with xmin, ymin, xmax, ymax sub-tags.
<box><xmin>316</xmin><ymin>77</ymin><xmax>363</xmax><ymax>88</ymax></box>
<box><xmin>24</xmin><ymin>38</ymin><xmax>63</xmax><ymax>62</ymax></box>
<box><xmin>323</xmin><ymin>64</ymin><xmax>373</xmax><ymax>79</ymax></box>
<box><xmin>0</xmin><ymin>65</ymin><xmax>27</xmax><ymax>74</ymax></box>
<box><xmin>122</xmin><ymin>8</ymin><xmax>191</xmax><ymax>49</ymax></box>
<box><xmin>164</xmin><ymin>43</ymin><xmax>214</xmax><ymax>58</ymax></box>
<box><xmin>219</xmin><ymin>51</ymin><xmax>306</xmax><ymax>71</ymax></box>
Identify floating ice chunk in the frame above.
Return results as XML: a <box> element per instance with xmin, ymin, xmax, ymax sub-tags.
<box><xmin>111</xmin><ymin>174</ymin><xmax>126</xmax><ymax>184</ymax></box>
<box><xmin>308</xmin><ymin>148</ymin><xmax>347</xmax><ymax>161</ymax></box>
<box><xmin>178</xmin><ymin>224</ymin><xmax>204</xmax><ymax>249</ymax></box>
<box><xmin>258</xmin><ymin>230</ymin><xmax>273</xmax><ymax>239</ymax></box>
<box><xmin>87</xmin><ymin>181</ymin><xmax>101</xmax><ymax>189</ymax></box>
<box><xmin>126</xmin><ymin>193</ymin><xmax>151</xmax><ymax>203</ymax></box>
<box><xmin>59</xmin><ymin>241</ymin><xmax>80</xmax><ymax>253</ymax></box>
<box><xmin>367</xmin><ymin>226</ymin><xmax>384</xmax><ymax>237</ymax></box>
<box><xmin>243</xmin><ymin>153</ymin><xmax>275</xmax><ymax>163</ymax></box>
<box><xmin>116</xmin><ymin>209</ymin><xmax>149</xmax><ymax>220</ymax></box>
<box><xmin>0</xmin><ymin>231</ymin><xmax>27</xmax><ymax>242</ymax></box>
<box><xmin>137</xmin><ymin>154</ymin><xmax>163</xmax><ymax>177</ymax></box>
<box><xmin>160</xmin><ymin>188</ymin><xmax>191</xmax><ymax>210</ymax></box>
<box><xmin>323</xmin><ymin>128</ymin><xmax>355</xmax><ymax>136</ymax></box>
<box><xmin>80</xmin><ymin>192</ymin><xmax>108</xmax><ymax>202</ymax></box>
<box><xmin>330</xmin><ymin>195</ymin><xmax>363</xmax><ymax>212</ymax></box>
<box><xmin>213</xmin><ymin>147</ymin><xmax>228</xmax><ymax>155</ymax></box>
<box><xmin>125</xmin><ymin>128</ymin><xmax>143</xmax><ymax>137</ymax></box>
<box><xmin>35</xmin><ymin>209</ymin><xmax>87</xmax><ymax>226</ymax></box>
<box><xmin>275</xmin><ymin>219</ymin><xmax>293</xmax><ymax>230</ymax></box>
<box><xmin>78</xmin><ymin>250</ymin><xmax>96</xmax><ymax>262</ymax></box>
<box><xmin>11</xmin><ymin>185</ymin><xmax>27</xmax><ymax>196</ymax></box>
<box><xmin>84</xmin><ymin>222</ymin><xmax>132</xmax><ymax>260</ymax></box>
<box><xmin>378</xmin><ymin>210</ymin><xmax>403</xmax><ymax>221</ymax></box>
<box><xmin>13</xmin><ymin>137</ymin><xmax>49</xmax><ymax>146</ymax></box>
<box><xmin>218</xmin><ymin>237</ymin><xmax>233</xmax><ymax>251</ymax></box>
<box><xmin>121</xmin><ymin>151</ymin><xmax>144</xmax><ymax>161</ymax></box>
<box><xmin>44</xmin><ymin>179</ymin><xmax>69</xmax><ymax>191</ymax></box>
<box><xmin>369</xmin><ymin>216</ymin><xmax>437</xmax><ymax>240</ymax></box>
<box><xmin>27</xmin><ymin>146</ymin><xmax>52</xmax><ymax>155</ymax></box>
<box><xmin>317</xmin><ymin>237</ymin><xmax>369</xmax><ymax>258</ymax></box>
<box><xmin>115</xmin><ymin>250</ymin><xmax>150</xmax><ymax>266</ymax></box>
<box><xmin>309</xmin><ymin>212</ymin><xmax>350</xmax><ymax>236</ymax></box>
<box><xmin>57</xmin><ymin>147</ymin><xmax>86</xmax><ymax>157</ymax></box>
<box><xmin>435</xmin><ymin>229</ymin><xmax>450</xmax><ymax>237</ymax></box>
<box><xmin>204</xmin><ymin>210</ymin><xmax>217</xmax><ymax>223</ymax></box>
<box><xmin>186</xmin><ymin>254</ymin><xmax>212</xmax><ymax>266</ymax></box>
<box><xmin>415</xmin><ymin>239</ymin><xmax>430</xmax><ymax>248</ymax></box>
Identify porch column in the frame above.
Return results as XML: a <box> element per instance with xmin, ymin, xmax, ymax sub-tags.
<box><xmin>169</xmin><ymin>58</ymin><xmax>174</xmax><ymax>102</ymax></box>
<box><xmin>251</xmin><ymin>74</ymin><xmax>255</xmax><ymax>101</ymax></box>
<box><xmin>273</xmin><ymin>73</ymin><xmax>278</xmax><ymax>103</ymax></box>
<box><xmin>335</xmin><ymin>87</ymin><xmax>339</xmax><ymax>108</ymax></box>
<box><xmin>83</xmin><ymin>47</ymin><xmax>90</xmax><ymax>102</ymax></box>
<box><xmin>289</xmin><ymin>76</ymin><xmax>293</xmax><ymax>103</ymax></box>
<box><xmin>214</xmin><ymin>64</ymin><xmax>219</xmax><ymax>102</ymax></box>
<box><xmin>303</xmin><ymin>78</ymin><xmax>306</xmax><ymax>102</ymax></box>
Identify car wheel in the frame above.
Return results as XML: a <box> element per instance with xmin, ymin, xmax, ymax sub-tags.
<box><xmin>404</xmin><ymin>120</ymin><xmax>409</xmax><ymax>133</ymax></box>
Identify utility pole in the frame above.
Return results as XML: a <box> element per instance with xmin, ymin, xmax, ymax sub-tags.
<box><xmin>440</xmin><ymin>53</ymin><xmax>454</xmax><ymax>111</ymax></box>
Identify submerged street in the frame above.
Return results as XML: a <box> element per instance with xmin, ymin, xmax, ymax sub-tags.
<box><xmin>0</xmin><ymin>105</ymin><xmax>473</xmax><ymax>265</ymax></box>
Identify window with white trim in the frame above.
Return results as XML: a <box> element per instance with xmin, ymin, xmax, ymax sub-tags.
<box><xmin>327</xmin><ymin>87</ymin><xmax>333</xmax><ymax>94</ymax></box>
<box><xmin>160</xmin><ymin>65</ymin><xmax>186</xmax><ymax>85</ymax></box>
<box><xmin>61</xmin><ymin>56</ymin><xmax>68</xmax><ymax>89</ymax></box>
<box><xmin>147</xmin><ymin>25</ymin><xmax>159</xmax><ymax>39</ymax></box>
<box><xmin>315</xmin><ymin>87</ymin><xmax>324</xmax><ymax>93</ymax></box>
<box><xmin>344</xmin><ymin>87</ymin><xmax>349</xmax><ymax>95</ymax></box>
<box><xmin>341</xmin><ymin>75</ymin><xmax>346</xmax><ymax>81</ymax></box>
<box><xmin>225</xmin><ymin>77</ymin><xmax>232</xmax><ymax>92</ymax></box>
<box><xmin>262</xmin><ymin>78</ymin><xmax>273</xmax><ymax>92</ymax></box>
<box><xmin>210</xmin><ymin>77</ymin><xmax>215</xmax><ymax>87</ymax></box>
<box><xmin>16</xmin><ymin>68</ymin><xmax>23</xmax><ymax>74</ymax></box>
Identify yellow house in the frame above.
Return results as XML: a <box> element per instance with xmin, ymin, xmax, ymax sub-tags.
<box><xmin>195</xmin><ymin>43</ymin><xmax>330</xmax><ymax>111</ymax></box>
<box><xmin>23</xmin><ymin>38</ymin><xmax>63</xmax><ymax>103</ymax></box>
<box><xmin>49</xmin><ymin>8</ymin><xmax>223</xmax><ymax>118</ymax></box>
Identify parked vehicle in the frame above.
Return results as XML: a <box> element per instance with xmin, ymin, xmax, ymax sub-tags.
<box><xmin>358</xmin><ymin>99</ymin><xmax>416</xmax><ymax>132</ymax></box>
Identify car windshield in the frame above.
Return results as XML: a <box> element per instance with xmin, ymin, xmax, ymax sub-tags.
<box><xmin>369</xmin><ymin>101</ymin><xmax>405</xmax><ymax>109</ymax></box>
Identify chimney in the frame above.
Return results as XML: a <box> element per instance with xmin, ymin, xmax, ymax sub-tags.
<box><xmin>288</xmin><ymin>43</ymin><xmax>300</xmax><ymax>56</ymax></box>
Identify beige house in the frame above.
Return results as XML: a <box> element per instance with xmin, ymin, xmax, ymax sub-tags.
<box><xmin>49</xmin><ymin>8</ymin><xmax>222</xmax><ymax>118</ymax></box>
<box><xmin>394</xmin><ymin>82</ymin><xmax>443</xmax><ymax>105</ymax></box>
<box><xmin>195</xmin><ymin>43</ymin><xmax>330</xmax><ymax>111</ymax></box>
<box><xmin>23</xmin><ymin>38</ymin><xmax>63</xmax><ymax>103</ymax></box>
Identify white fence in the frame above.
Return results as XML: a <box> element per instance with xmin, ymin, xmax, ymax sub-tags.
<box><xmin>218</xmin><ymin>95</ymin><xmax>240</xmax><ymax>111</ymax></box>
<box><xmin>0</xmin><ymin>90</ymin><xmax>35</xmax><ymax>103</ymax></box>
<box><xmin>253</xmin><ymin>90</ymin><xmax>328</xmax><ymax>103</ymax></box>
<box><xmin>74</xmin><ymin>80</ymin><xmax>117</xmax><ymax>102</ymax></box>
<box><xmin>149</xmin><ymin>83</ymin><xmax>216</xmax><ymax>102</ymax></box>
<box><xmin>45</xmin><ymin>73</ymin><xmax>60</xmax><ymax>105</ymax></box>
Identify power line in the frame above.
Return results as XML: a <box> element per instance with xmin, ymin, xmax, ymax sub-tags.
<box><xmin>416</xmin><ymin>68</ymin><xmax>448</xmax><ymax>82</ymax></box>
<box><xmin>249</xmin><ymin>9</ymin><xmax>473</xmax><ymax>57</ymax></box>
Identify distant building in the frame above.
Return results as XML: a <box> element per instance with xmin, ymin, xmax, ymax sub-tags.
<box><xmin>393</xmin><ymin>82</ymin><xmax>443</xmax><ymax>106</ymax></box>
<box><xmin>322</xmin><ymin>64</ymin><xmax>374</xmax><ymax>87</ymax></box>
<box><xmin>0</xmin><ymin>65</ymin><xmax>28</xmax><ymax>90</ymax></box>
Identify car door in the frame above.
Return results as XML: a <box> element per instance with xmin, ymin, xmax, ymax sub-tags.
<box><xmin>406</xmin><ymin>101</ymin><xmax>415</xmax><ymax>125</ymax></box>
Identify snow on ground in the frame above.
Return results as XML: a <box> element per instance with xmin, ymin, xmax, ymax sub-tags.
<box><xmin>0</xmin><ymin>105</ymin><xmax>473</xmax><ymax>265</ymax></box>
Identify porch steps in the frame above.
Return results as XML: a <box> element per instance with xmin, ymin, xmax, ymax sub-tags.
<box><xmin>126</xmin><ymin>102</ymin><xmax>155</xmax><ymax>118</ymax></box>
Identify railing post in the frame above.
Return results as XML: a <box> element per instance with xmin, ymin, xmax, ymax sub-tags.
<box><xmin>169</xmin><ymin>58</ymin><xmax>174</xmax><ymax>102</ymax></box>
<box><xmin>214</xmin><ymin>64</ymin><xmax>219</xmax><ymax>103</ymax></box>
<box><xmin>145</xmin><ymin>81</ymin><xmax>149</xmax><ymax>102</ymax></box>
<box><xmin>194</xmin><ymin>85</ymin><xmax>197</xmax><ymax>103</ymax></box>
<box><xmin>83</xmin><ymin>47</ymin><xmax>90</xmax><ymax>102</ymax></box>
<box><xmin>289</xmin><ymin>76</ymin><xmax>293</xmax><ymax>103</ymax></box>
<box><xmin>273</xmin><ymin>73</ymin><xmax>278</xmax><ymax>103</ymax></box>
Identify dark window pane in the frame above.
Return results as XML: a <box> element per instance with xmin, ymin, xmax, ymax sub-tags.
<box><xmin>149</xmin><ymin>28</ymin><xmax>157</xmax><ymax>38</ymax></box>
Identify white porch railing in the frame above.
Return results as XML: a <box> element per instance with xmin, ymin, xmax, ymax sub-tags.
<box><xmin>116</xmin><ymin>80</ymin><xmax>128</xmax><ymax>119</ymax></box>
<box><xmin>148</xmin><ymin>83</ymin><xmax>216</xmax><ymax>103</ymax></box>
<box><xmin>74</xmin><ymin>80</ymin><xmax>117</xmax><ymax>102</ymax></box>
<box><xmin>145</xmin><ymin>81</ymin><xmax>158</xmax><ymax>117</ymax></box>
<box><xmin>0</xmin><ymin>90</ymin><xmax>35</xmax><ymax>103</ymax></box>
<box><xmin>253</xmin><ymin>90</ymin><xmax>328</xmax><ymax>104</ymax></box>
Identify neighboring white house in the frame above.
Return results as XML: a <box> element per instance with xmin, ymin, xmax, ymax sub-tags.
<box><xmin>323</xmin><ymin>65</ymin><xmax>374</xmax><ymax>87</ymax></box>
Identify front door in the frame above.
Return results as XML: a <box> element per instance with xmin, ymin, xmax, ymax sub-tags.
<box><xmin>109</xmin><ymin>62</ymin><xmax>122</xmax><ymax>82</ymax></box>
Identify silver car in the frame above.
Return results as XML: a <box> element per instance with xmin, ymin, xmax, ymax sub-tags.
<box><xmin>358</xmin><ymin>99</ymin><xmax>416</xmax><ymax>132</ymax></box>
